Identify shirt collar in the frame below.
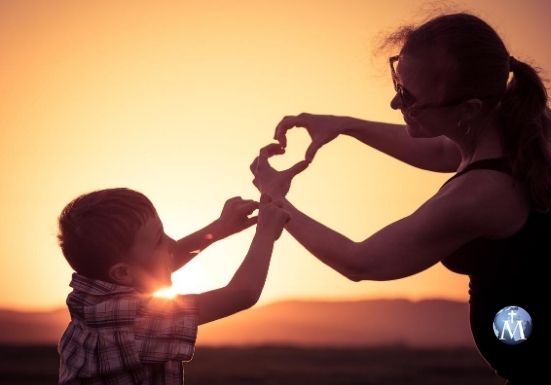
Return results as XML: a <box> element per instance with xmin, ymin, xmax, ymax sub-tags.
<box><xmin>69</xmin><ymin>272</ymin><xmax>136</xmax><ymax>296</ymax></box>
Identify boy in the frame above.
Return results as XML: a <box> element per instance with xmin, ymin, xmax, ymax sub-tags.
<box><xmin>57</xmin><ymin>187</ymin><xmax>289</xmax><ymax>385</ymax></box>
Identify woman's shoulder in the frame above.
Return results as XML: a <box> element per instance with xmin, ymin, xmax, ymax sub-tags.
<box><xmin>438</xmin><ymin>168</ymin><xmax>530</xmax><ymax>239</ymax></box>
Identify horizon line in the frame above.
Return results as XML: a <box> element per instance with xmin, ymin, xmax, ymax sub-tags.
<box><xmin>0</xmin><ymin>294</ymin><xmax>468</xmax><ymax>313</ymax></box>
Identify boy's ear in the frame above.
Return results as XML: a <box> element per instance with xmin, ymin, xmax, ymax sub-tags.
<box><xmin>108</xmin><ymin>263</ymin><xmax>134</xmax><ymax>286</ymax></box>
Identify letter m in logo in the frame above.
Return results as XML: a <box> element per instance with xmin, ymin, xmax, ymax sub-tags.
<box><xmin>500</xmin><ymin>320</ymin><xmax>527</xmax><ymax>341</ymax></box>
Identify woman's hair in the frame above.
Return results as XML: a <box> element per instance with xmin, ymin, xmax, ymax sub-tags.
<box><xmin>58</xmin><ymin>188</ymin><xmax>157</xmax><ymax>282</ymax></box>
<box><xmin>384</xmin><ymin>12</ymin><xmax>551</xmax><ymax>211</ymax></box>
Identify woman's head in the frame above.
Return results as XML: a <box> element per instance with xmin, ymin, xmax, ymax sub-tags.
<box><xmin>389</xmin><ymin>13</ymin><xmax>510</xmax><ymax>135</ymax></box>
<box><xmin>403</xmin><ymin>13</ymin><xmax>509</xmax><ymax>103</ymax></box>
<box><xmin>386</xmin><ymin>12</ymin><xmax>551</xmax><ymax>210</ymax></box>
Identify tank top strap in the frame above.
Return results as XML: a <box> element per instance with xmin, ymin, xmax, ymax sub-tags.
<box><xmin>441</xmin><ymin>157</ymin><xmax>512</xmax><ymax>189</ymax></box>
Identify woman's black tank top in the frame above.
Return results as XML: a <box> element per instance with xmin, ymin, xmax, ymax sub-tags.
<box><xmin>440</xmin><ymin>158</ymin><xmax>547</xmax><ymax>382</ymax></box>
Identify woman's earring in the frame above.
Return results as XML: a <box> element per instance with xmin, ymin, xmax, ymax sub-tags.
<box><xmin>458</xmin><ymin>120</ymin><xmax>472</xmax><ymax>136</ymax></box>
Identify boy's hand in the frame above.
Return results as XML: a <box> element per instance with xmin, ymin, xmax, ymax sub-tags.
<box><xmin>215</xmin><ymin>197</ymin><xmax>259</xmax><ymax>239</ymax></box>
<box><xmin>257</xmin><ymin>199</ymin><xmax>290</xmax><ymax>240</ymax></box>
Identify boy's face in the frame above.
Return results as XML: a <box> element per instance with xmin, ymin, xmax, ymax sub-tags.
<box><xmin>124</xmin><ymin>214</ymin><xmax>175</xmax><ymax>293</ymax></box>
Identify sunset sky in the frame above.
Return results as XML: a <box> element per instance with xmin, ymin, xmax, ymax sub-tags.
<box><xmin>1</xmin><ymin>0</ymin><xmax>550</xmax><ymax>311</ymax></box>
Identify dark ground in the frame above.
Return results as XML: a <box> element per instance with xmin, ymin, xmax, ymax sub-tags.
<box><xmin>0</xmin><ymin>345</ymin><xmax>504</xmax><ymax>385</ymax></box>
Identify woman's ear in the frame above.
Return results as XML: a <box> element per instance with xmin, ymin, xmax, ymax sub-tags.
<box><xmin>108</xmin><ymin>263</ymin><xmax>134</xmax><ymax>286</ymax></box>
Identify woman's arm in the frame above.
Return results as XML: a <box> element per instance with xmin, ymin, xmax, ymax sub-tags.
<box><xmin>250</xmin><ymin>143</ymin><xmax>526</xmax><ymax>282</ymax></box>
<box><xmin>274</xmin><ymin>113</ymin><xmax>461</xmax><ymax>172</ymax></box>
<box><xmin>341</xmin><ymin>117</ymin><xmax>461</xmax><ymax>172</ymax></box>
<box><xmin>275</xmin><ymin>171</ymin><xmax>526</xmax><ymax>281</ymax></box>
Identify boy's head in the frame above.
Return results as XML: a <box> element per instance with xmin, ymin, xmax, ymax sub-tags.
<box><xmin>58</xmin><ymin>188</ymin><xmax>175</xmax><ymax>293</ymax></box>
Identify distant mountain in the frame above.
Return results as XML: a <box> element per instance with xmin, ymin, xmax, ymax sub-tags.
<box><xmin>199</xmin><ymin>299</ymin><xmax>473</xmax><ymax>347</ymax></box>
<box><xmin>0</xmin><ymin>299</ymin><xmax>474</xmax><ymax>347</ymax></box>
<box><xmin>0</xmin><ymin>308</ymin><xmax>69</xmax><ymax>344</ymax></box>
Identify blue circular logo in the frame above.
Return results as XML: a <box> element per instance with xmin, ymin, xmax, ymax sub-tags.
<box><xmin>493</xmin><ymin>305</ymin><xmax>532</xmax><ymax>345</ymax></box>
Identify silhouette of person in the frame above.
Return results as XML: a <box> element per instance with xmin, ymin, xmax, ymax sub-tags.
<box><xmin>57</xmin><ymin>189</ymin><xmax>289</xmax><ymax>385</ymax></box>
<box><xmin>250</xmin><ymin>13</ymin><xmax>549</xmax><ymax>385</ymax></box>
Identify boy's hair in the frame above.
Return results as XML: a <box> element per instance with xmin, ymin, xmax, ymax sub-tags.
<box><xmin>58</xmin><ymin>188</ymin><xmax>157</xmax><ymax>282</ymax></box>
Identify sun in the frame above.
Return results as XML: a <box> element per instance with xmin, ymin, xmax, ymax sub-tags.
<box><xmin>153</xmin><ymin>257</ymin><xmax>211</xmax><ymax>298</ymax></box>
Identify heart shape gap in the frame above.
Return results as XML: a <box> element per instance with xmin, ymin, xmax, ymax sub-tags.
<box><xmin>268</xmin><ymin>127</ymin><xmax>311</xmax><ymax>171</ymax></box>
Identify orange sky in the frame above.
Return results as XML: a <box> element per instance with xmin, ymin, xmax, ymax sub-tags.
<box><xmin>1</xmin><ymin>0</ymin><xmax>550</xmax><ymax>311</ymax></box>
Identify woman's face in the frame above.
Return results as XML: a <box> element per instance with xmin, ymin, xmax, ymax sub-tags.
<box><xmin>390</xmin><ymin>50</ymin><xmax>463</xmax><ymax>138</ymax></box>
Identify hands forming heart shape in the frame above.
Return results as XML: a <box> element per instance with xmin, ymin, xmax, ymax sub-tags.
<box><xmin>249</xmin><ymin>143</ymin><xmax>309</xmax><ymax>203</ymax></box>
<box><xmin>250</xmin><ymin>113</ymin><xmax>346</xmax><ymax>202</ymax></box>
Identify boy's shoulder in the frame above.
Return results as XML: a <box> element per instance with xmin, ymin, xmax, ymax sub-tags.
<box><xmin>66</xmin><ymin>273</ymin><xmax>198</xmax><ymax>329</ymax></box>
<box><xmin>66</xmin><ymin>273</ymin><xmax>140</xmax><ymax>328</ymax></box>
<box><xmin>68</xmin><ymin>273</ymin><xmax>136</xmax><ymax>297</ymax></box>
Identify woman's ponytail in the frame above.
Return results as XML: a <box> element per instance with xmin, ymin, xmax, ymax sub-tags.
<box><xmin>499</xmin><ymin>57</ymin><xmax>551</xmax><ymax>212</ymax></box>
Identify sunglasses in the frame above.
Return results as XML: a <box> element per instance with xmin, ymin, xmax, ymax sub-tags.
<box><xmin>389</xmin><ymin>55</ymin><xmax>469</xmax><ymax>116</ymax></box>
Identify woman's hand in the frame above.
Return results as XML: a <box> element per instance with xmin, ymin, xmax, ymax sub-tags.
<box><xmin>215</xmin><ymin>197</ymin><xmax>259</xmax><ymax>239</ymax></box>
<box><xmin>274</xmin><ymin>113</ymin><xmax>350</xmax><ymax>162</ymax></box>
<box><xmin>250</xmin><ymin>143</ymin><xmax>309</xmax><ymax>201</ymax></box>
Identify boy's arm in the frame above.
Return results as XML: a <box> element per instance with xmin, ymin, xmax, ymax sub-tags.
<box><xmin>171</xmin><ymin>197</ymin><xmax>258</xmax><ymax>271</ymax></box>
<box><xmin>195</xmin><ymin>200</ymin><xmax>289</xmax><ymax>325</ymax></box>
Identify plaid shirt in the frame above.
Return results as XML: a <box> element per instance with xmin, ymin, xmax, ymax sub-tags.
<box><xmin>58</xmin><ymin>273</ymin><xmax>198</xmax><ymax>385</ymax></box>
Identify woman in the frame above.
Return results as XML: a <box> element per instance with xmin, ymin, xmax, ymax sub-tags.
<box><xmin>251</xmin><ymin>13</ymin><xmax>549</xmax><ymax>384</ymax></box>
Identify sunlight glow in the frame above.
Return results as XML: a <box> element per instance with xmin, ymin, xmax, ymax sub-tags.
<box><xmin>154</xmin><ymin>258</ymin><xmax>213</xmax><ymax>299</ymax></box>
<box><xmin>171</xmin><ymin>257</ymin><xmax>213</xmax><ymax>294</ymax></box>
<box><xmin>153</xmin><ymin>287</ymin><xmax>178</xmax><ymax>299</ymax></box>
